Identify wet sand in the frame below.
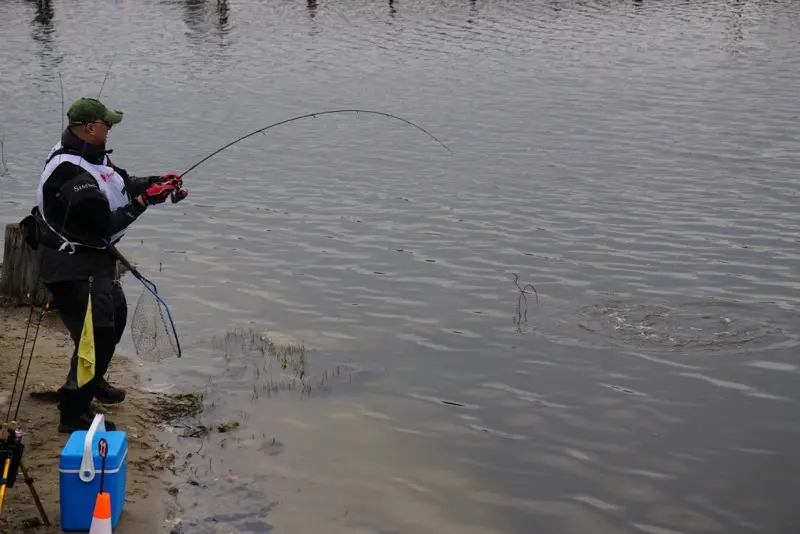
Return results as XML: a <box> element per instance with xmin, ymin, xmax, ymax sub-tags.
<box><xmin>0</xmin><ymin>301</ymin><xmax>190</xmax><ymax>533</ymax></box>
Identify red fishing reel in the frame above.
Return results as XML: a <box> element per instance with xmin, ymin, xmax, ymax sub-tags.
<box><xmin>170</xmin><ymin>187</ymin><xmax>188</xmax><ymax>203</ymax></box>
<box><xmin>160</xmin><ymin>173</ymin><xmax>188</xmax><ymax>203</ymax></box>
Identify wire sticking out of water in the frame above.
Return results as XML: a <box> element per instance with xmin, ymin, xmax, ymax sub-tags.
<box><xmin>512</xmin><ymin>273</ymin><xmax>538</xmax><ymax>329</ymax></box>
<box><xmin>0</xmin><ymin>124</ymin><xmax>7</xmax><ymax>172</ymax></box>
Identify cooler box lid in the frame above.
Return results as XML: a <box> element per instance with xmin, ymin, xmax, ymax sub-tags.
<box><xmin>59</xmin><ymin>427</ymin><xmax>128</xmax><ymax>474</ymax></box>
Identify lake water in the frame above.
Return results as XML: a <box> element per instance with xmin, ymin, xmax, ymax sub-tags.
<box><xmin>2</xmin><ymin>0</ymin><xmax>800</xmax><ymax>532</ymax></box>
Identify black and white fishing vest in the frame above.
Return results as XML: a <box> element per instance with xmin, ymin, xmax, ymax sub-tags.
<box><xmin>35</xmin><ymin>143</ymin><xmax>130</xmax><ymax>252</ymax></box>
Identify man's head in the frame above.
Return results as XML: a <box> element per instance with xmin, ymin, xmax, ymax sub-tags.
<box><xmin>66</xmin><ymin>97</ymin><xmax>123</xmax><ymax>145</ymax></box>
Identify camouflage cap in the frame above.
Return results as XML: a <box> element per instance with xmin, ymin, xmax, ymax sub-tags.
<box><xmin>66</xmin><ymin>97</ymin><xmax>123</xmax><ymax>127</ymax></box>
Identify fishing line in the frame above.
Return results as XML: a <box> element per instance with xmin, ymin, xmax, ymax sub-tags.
<box><xmin>4</xmin><ymin>68</ymin><xmax>70</xmax><ymax>425</ymax></box>
<box><xmin>52</xmin><ymin>86</ymin><xmax>94</xmax><ymax>251</ymax></box>
<box><xmin>180</xmin><ymin>109</ymin><xmax>453</xmax><ymax>178</ymax></box>
<box><xmin>55</xmin><ymin>53</ymin><xmax>121</xmax><ymax>250</ymax></box>
<box><xmin>97</xmin><ymin>53</ymin><xmax>116</xmax><ymax>99</ymax></box>
<box><xmin>10</xmin><ymin>304</ymin><xmax>48</xmax><ymax>422</ymax></box>
<box><xmin>5</xmin><ymin>304</ymin><xmax>36</xmax><ymax>423</ymax></box>
<box><xmin>3</xmin><ymin>242</ymin><xmax>50</xmax><ymax>426</ymax></box>
<box><xmin>58</xmin><ymin>72</ymin><xmax>65</xmax><ymax>132</ymax></box>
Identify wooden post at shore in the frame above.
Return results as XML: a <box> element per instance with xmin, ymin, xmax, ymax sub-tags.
<box><xmin>1</xmin><ymin>222</ymin><xmax>129</xmax><ymax>308</ymax></box>
<box><xmin>0</xmin><ymin>222</ymin><xmax>50</xmax><ymax>306</ymax></box>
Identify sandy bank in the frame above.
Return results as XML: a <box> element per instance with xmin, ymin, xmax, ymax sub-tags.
<box><xmin>0</xmin><ymin>300</ymin><xmax>199</xmax><ymax>533</ymax></box>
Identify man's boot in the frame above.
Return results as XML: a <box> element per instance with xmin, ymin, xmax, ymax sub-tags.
<box><xmin>58</xmin><ymin>387</ymin><xmax>116</xmax><ymax>433</ymax></box>
<box><xmin>59</xmin><ymin>412</ymin><xmax>117</xmax><ymax>433</ymax></box>
<box><xmin>93</xmin><ymin>378</ymin><xmax>126</xmax><ymax>404</ymax></box>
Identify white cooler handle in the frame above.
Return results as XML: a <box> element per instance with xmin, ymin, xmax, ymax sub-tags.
<box><xmin>79</xmin><ymin>414</ymin><xmax>106</xmax><ymax>482</ymax></box>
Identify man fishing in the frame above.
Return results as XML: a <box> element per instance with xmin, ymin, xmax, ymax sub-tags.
<box><xmin>29</xmin><ymin>97</ymin><xmax>187</xmax><ymax>433</ymax></box>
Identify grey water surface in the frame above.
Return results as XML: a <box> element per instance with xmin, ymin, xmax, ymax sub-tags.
<box><xmin>2</xmin><ymin>0</ymin><xmax>800</xmax><ymax>532</ymax></box>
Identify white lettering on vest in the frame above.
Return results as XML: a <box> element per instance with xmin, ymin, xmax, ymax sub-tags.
<box><xmin>73</xmin><ymin>183</ymin><xmax>97</xmax><ymax>193</ymax></box>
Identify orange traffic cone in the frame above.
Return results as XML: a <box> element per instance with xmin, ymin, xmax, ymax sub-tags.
<box><xmin>88</xmin><ymin>492</ymin><xmax>112</xmax><ymax>533</ymax></box>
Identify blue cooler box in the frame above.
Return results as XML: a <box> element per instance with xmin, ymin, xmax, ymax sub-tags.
<box><xmin>58</xmin><ymin>415</ymin><xmax>128</xmax><ymax>531</ymax></box>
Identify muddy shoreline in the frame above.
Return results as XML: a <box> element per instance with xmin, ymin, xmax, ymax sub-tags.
<box><xmin>0</xmin><ymin>298</ymin><xmax>200</xmax><ymax>533</ymax></box>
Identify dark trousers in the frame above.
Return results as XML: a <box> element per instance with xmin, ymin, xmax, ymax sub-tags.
<box><xmin>46</xmin><ymin>277</ymin><xmax>127</xmax><ymax>420</ymax></box>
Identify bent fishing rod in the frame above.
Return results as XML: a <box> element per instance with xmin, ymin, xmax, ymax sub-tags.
<box><xmin>179</xmin><ymin>109</ymin><xmax>453</xmax><ymax>178</ymax></box>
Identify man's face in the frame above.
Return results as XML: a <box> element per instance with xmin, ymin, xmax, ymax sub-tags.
<box><xmin>82</xmin><ymin>119</ymin><xmax>112</xmax><ymax>144</ymax></box>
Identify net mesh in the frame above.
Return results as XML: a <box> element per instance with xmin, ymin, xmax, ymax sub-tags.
<box><xmin>130</xmin><ymin>281</ymin><xmax>181</xmax><ymax>362</ymax></box>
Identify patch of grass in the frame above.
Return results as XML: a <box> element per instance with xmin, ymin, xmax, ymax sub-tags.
<box><xmin>150</xmin><ymin>392</ymin><xmax>205</xmax><ymax>424</ymax></box>
<box><xmin>180</xmin><ymin>424</ymin><xmax>211</xmax><ymax>439</ymax></box>
<box><xmin>212</xmin><ymin>328</ymin><xmax>314</xmax><ymax>396</ymax></box>
<box><xmin>131</xmin><ymin>442</ymin><xmax>176</xmax><ymax>472</ymax></box>
<box><xmin>175</xmin><ymin>418</ymin><xmax>243</xmax><ymax>439</ymax></box>
<box><xmin>217</xmin><ymin>420</ymin><xmax>240</xmax><ymax>433</ymax></box>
